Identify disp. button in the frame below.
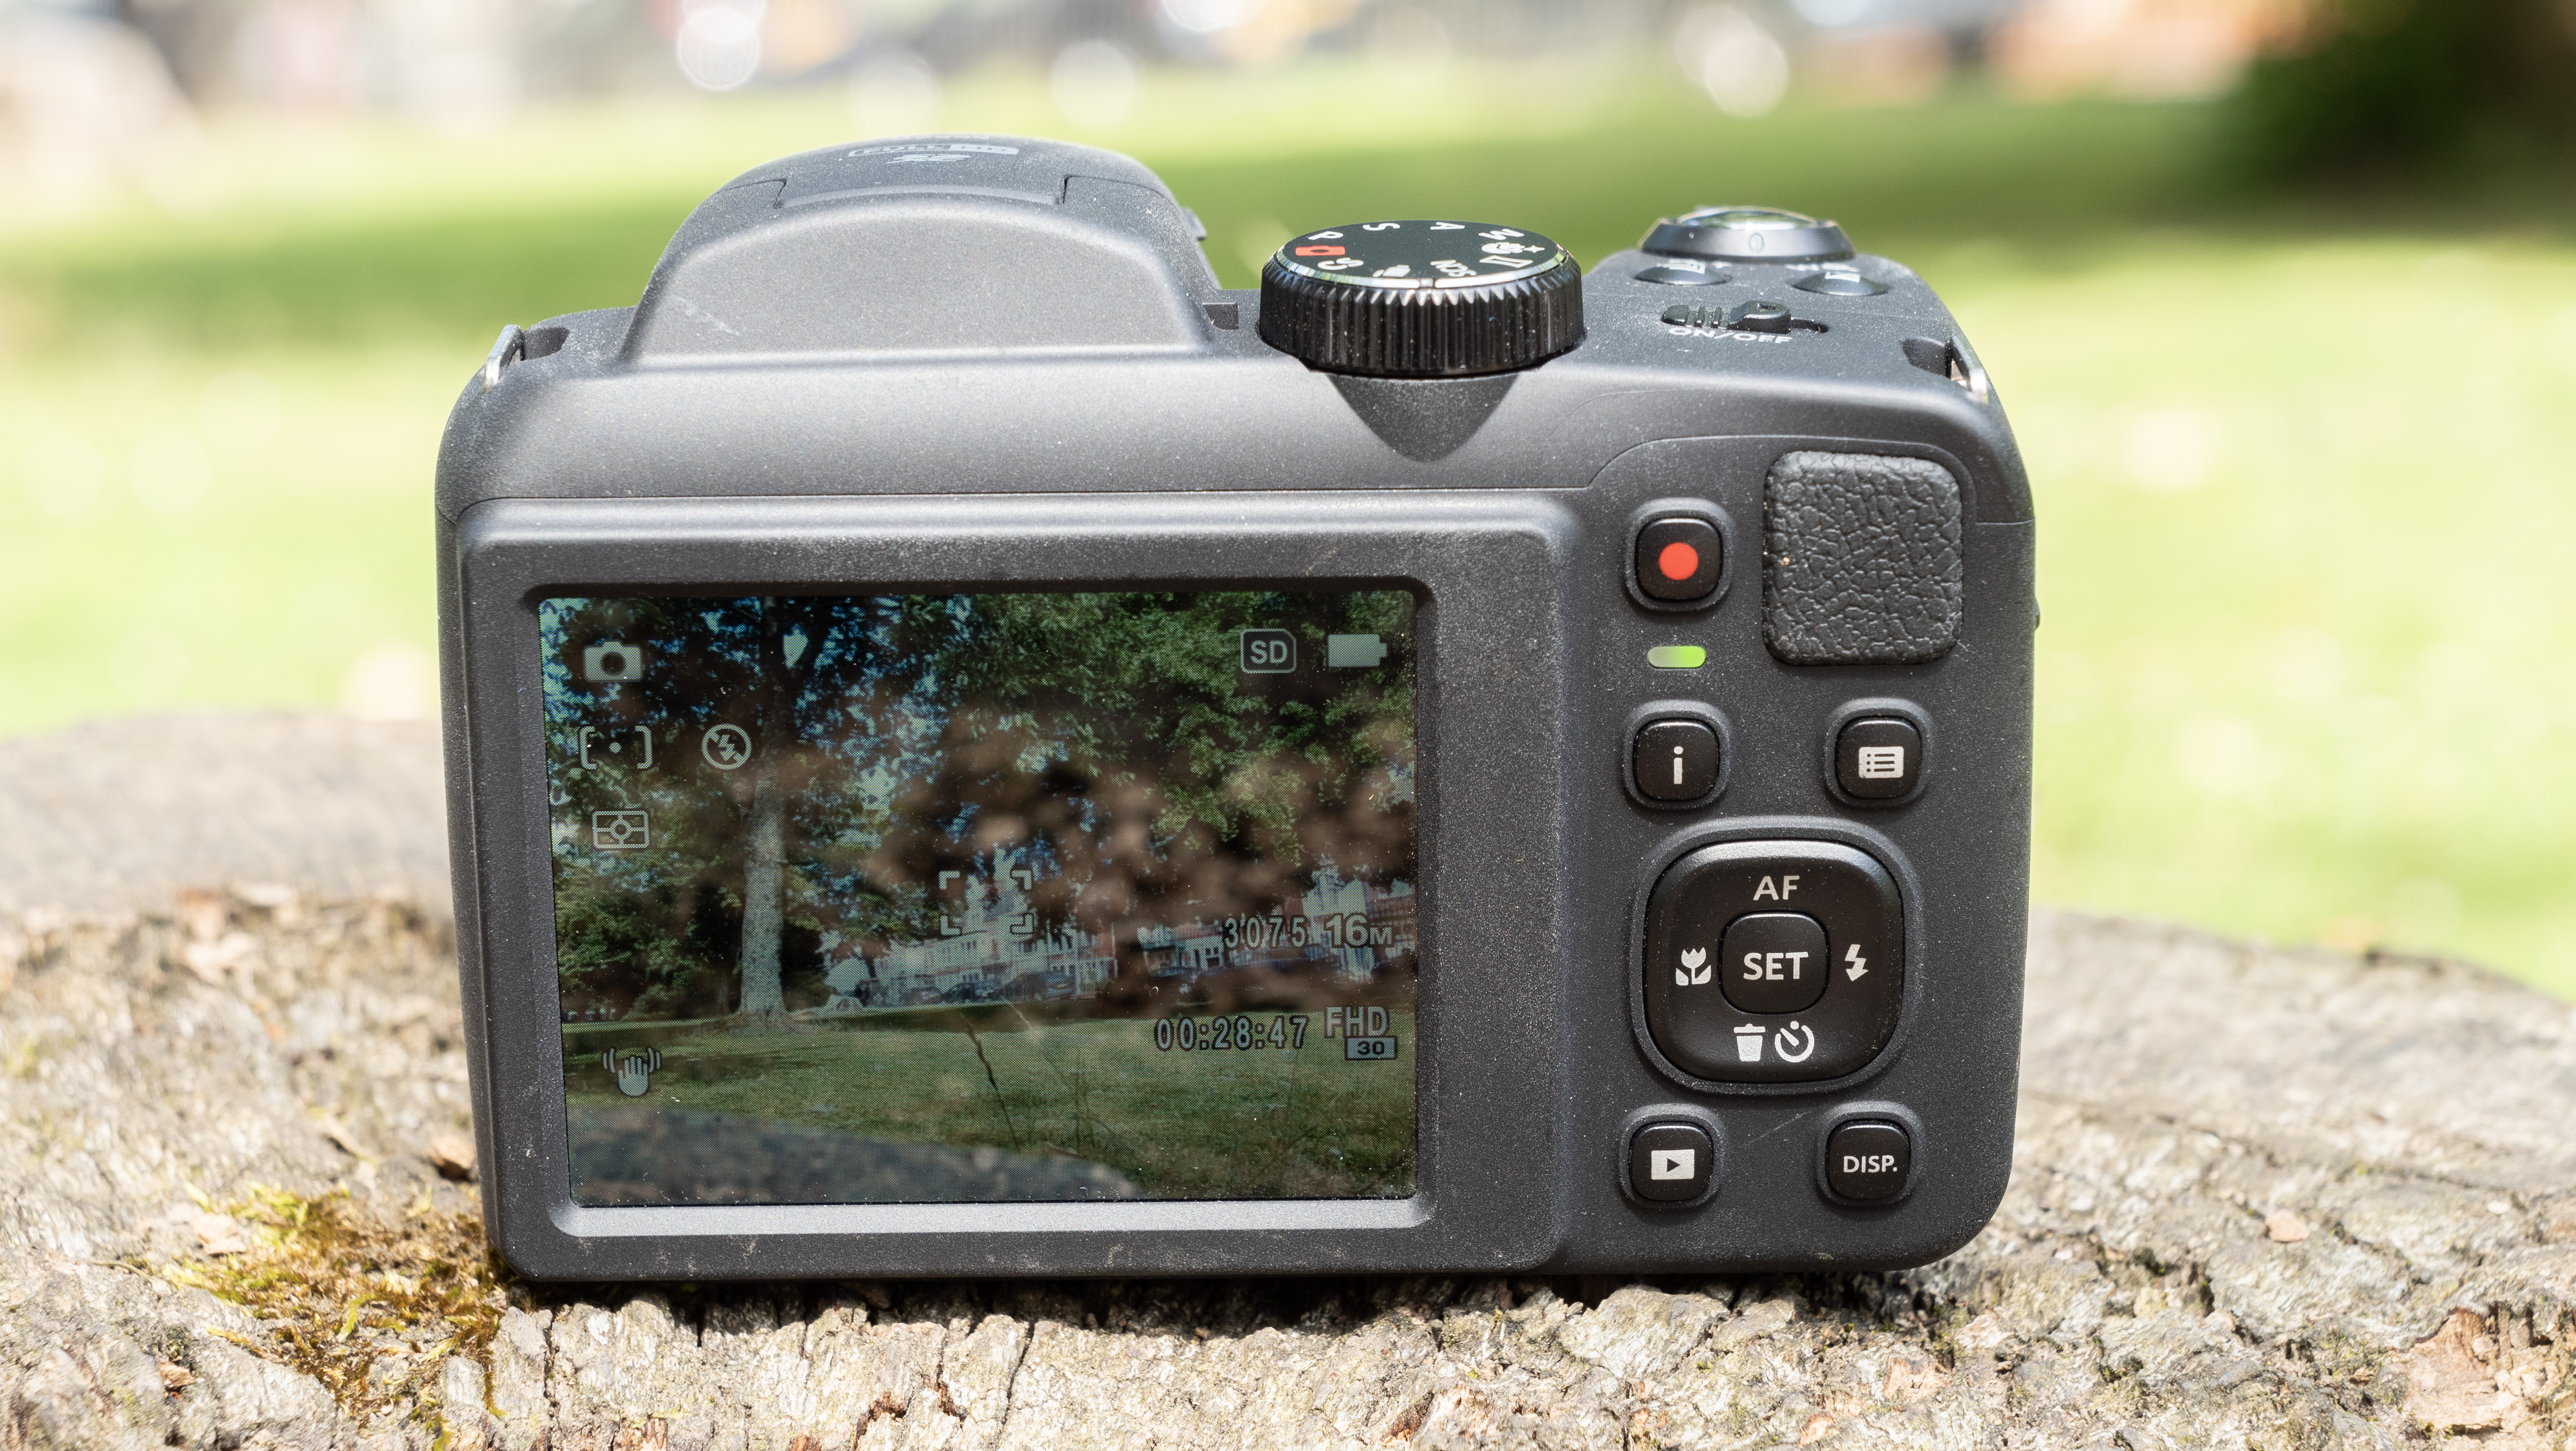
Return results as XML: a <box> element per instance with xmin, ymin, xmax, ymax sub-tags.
<box><xmin>1825</xmin><ymin>1120</ymin><xmax>1912</xmax><ymax>1203</ymax></box>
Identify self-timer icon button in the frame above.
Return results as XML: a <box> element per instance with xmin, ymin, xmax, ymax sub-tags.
<box><xmin>1634</xmin><ymin>517</ymin><xmax>1721</xmax><ymax>603</ymax></box>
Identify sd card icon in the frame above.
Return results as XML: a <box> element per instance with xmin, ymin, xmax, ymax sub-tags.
<box><xmin>1238</xmin><ymin>629</ymin><xmax>1295</xmax><ymax>674</ymax></box>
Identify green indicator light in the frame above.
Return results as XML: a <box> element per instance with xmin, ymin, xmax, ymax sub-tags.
<box><xmin>1647</xmin><ymin>645</ymin><xmax>1707</xmax><ymax>670</ymax></box>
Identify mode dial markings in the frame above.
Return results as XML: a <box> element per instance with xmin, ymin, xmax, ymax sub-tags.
<box><xmin>1273</xmin><ymin>221</ymin><xmax>1571</xmax><ymax>289</ymax></box>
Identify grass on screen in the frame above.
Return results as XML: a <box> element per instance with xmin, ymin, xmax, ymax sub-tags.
<box><xmin>560</xmin><ymin>1009</ymin><xmax>1418</xmax><ymax>1200</ymax></box>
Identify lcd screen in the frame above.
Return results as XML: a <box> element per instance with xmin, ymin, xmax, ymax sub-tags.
<box><xmin>540</xmin><ymin>590</ymin><xmax>1419</xmax><ymax>1206</ymax></box>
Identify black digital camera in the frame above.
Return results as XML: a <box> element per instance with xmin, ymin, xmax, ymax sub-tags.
<box><xmin>436</xmin><ymin>135</ymin><xmax>2032</xmax><ymax>1282</ymax></box>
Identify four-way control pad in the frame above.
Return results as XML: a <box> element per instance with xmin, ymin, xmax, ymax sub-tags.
<box><xmin>1643</xmin><ymin>840</ymin><xmax>1903</xmax><ymax>1084</ymax></box>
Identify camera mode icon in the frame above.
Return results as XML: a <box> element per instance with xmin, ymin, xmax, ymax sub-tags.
<box><xmin>582</xmin><ymin>641</ymin><xmax>645</xmax><ymax>682</ymax></box>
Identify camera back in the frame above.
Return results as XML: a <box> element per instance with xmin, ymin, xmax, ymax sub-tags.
<box><xmin>437</xmin><ymin>134</ymin><xmax>2033</xmax><ymax>1282</ymax></box>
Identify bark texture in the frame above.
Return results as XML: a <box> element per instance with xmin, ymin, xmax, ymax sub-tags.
<box><xmin>5</xmin><ymin>715</ymin><xmax>2576</xmax><ymax>1449</ymax></box>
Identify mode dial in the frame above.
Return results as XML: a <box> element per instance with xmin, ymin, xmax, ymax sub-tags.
<box><xmin>1258</xmin><ymin>220</ymin><xmax>1584</xmax><ymax>378</ymax></box>
<box><xmin>1641</xmin><ymin>207</ymin><xmax>1853</xmax><ymax>264</ymax></box>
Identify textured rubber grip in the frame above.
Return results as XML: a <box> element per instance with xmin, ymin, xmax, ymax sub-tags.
<box><xmin>1763</xmin><ymin>451</ymin><xmax>1964</xmax><ymax>665</ymax></box>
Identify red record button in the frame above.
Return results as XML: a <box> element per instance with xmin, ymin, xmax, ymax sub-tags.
<box><xmin>1635</xmin><ymin>518</ymin><xmax>1722</xmax><ymax>603</ymax></box>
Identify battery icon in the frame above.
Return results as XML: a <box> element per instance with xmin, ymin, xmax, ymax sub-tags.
<box><xmin>1326</xmin><ymin>634</ymin><xmax>1388</xmax><ymax>668</ymax></box>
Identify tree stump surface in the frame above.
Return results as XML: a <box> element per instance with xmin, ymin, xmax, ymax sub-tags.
<box><xmin>4</xmin><ymin>714</ymin><xmax>2575</xmax><ymax>1449</ymax></box>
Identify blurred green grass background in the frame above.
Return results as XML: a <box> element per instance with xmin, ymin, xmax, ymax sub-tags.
<box><xmin>4</xmin><ymin>62</ymin><xmax>2574</xmax><ymax>989</ymax></box>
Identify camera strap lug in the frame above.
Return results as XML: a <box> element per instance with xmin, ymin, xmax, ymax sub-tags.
<box><xmin>482</xmin><ymin>324</ymin><xmax>526</xmax><ymax>393</ymax></box>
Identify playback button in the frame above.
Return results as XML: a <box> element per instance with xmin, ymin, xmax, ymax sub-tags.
<box><xmin>1627</xmin><ymin>1121</ymin><xmax>1715</xmax><ymax>1205</ymax></box>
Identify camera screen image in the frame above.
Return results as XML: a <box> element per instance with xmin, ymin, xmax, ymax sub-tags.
<box><xmin>540</xmin><ymin>589</ymin><xmax>1419</xmax><ymax>1207</ymax></box>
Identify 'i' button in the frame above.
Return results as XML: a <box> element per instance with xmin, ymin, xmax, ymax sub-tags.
<box><xmin>1634</xmin><ymin>720</ymin><xmax>1719</xmax><ymax>802</ymax></box>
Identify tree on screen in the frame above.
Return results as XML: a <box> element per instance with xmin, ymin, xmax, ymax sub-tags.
<box><xmin>546</xmin><ymin>595</ymin><xmax>963</xmax><ymax>1023</ymax></box>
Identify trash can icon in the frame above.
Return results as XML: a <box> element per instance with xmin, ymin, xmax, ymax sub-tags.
<box><xmin>1733</xmin><ymin>1024</ymin><xmax>1765</xmax><ymax>1062</ymax></box>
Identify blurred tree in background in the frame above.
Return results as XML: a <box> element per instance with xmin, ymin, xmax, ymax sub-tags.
<box><xmin>2232</xmin><ymin>0</ymin><xmax>2576</xmax><ymax>172</ymax></box>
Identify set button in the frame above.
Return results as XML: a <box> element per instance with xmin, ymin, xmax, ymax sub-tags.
<box><xmin>1718</xmin><ymin>912</ymin><xmax>1827</xmax><ymax>1015</ymax></box>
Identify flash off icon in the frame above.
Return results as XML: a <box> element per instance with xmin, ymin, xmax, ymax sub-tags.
<box><xmin>1238</xmin><ymin>629</ymin><xmax>1295</xmax><ymax>674</ymax></box>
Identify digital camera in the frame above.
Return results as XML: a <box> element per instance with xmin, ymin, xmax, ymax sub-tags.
<box><xmin>436</xmin><ymin>135</ymin><xmax>2033</xmax><ymax>1282</ymax></box>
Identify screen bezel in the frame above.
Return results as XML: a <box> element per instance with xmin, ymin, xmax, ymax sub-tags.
<box><xmin>450</xmin><ymin>490</ymin><xmax>1576</xmax><ymax>1279</ymax></box>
